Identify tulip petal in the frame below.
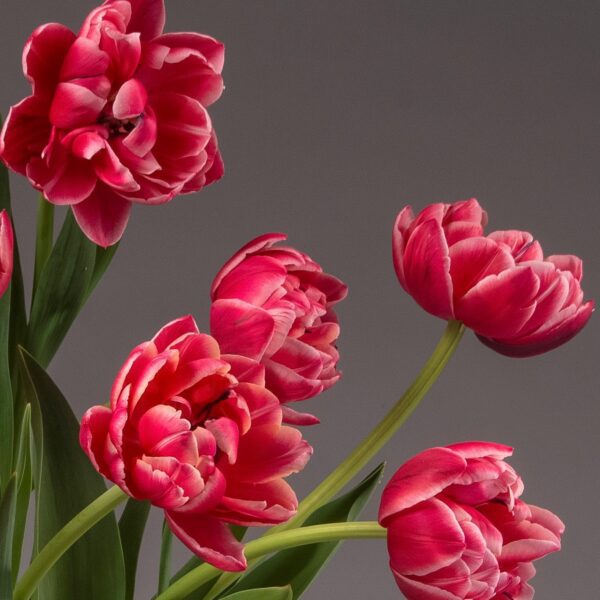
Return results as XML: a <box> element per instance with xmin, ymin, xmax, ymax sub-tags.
<box><xmin>165</xmin><ymin>511</ymin><xmax>246</xmax><ymax>571</ymax></box>
<box><xmin>386</xmin><ymin>498</ymin><xmax>466</xmax><ymax>576</ymax></box>
<box><xmin>403</xmin><ymin>219</ymin><xmax>454</xmax><ymax>319</ymax></box>
<box><xmin>0</xmin><ymin>211</ymin><xmax>14</xmax><ymax>299</ymax></box>
<box><xmin>210</xmin><ymin>299</ymin><xmax>275</xmax><ymax>360</ymax></box>
<box><xmin>127</xmin><ymin>0</ymin><xmax>166</xmax><ymax>40</ymax></box>
<box><xmin>379</xmin><ymin>448</ymin><xmax>466</xmax><ymax>524</ymax></box>
<box><xmin>71</xmin><ymin>185</ymin><xmax>131</xmax><ymax>247</ymax></box>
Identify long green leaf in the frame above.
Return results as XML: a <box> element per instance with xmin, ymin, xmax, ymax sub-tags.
<box><xmin>0</xmin><ymin>282</ymin><xmax>13</xmax><ymax>492</ymax></box>
<box><xmin>27</xmin><ymin>213</ymin><xmax>96</xmax><ymax>367</ymax></box>
<box><xmin>228</xmin><ymin>464</ymin><xmax>385</xmax><ymax>599</ymax></box>
<box><xmin>0</xmin><ymin>476</ymin><xmax>17</xmax><ymax>599</ymax></box>
<box><xmin>20</xmin><ymin>349</ymin><xmax>126</xmax><ymax>600</ymax></box>
<box><xmin>119</xmin><ymin>499</ymin><xmax>151</xmax><ymax>600</ymax></box>
<box><xmin>12</xmin><ymin>405</ymin><xmax>32</xmax><ymax>585</ymax></box>
<box><xmin>221</xmin><ymin>587</ymin><xmax>293</xmax><ymax>600</ymax></box>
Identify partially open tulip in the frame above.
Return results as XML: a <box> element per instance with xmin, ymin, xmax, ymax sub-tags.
<box><xmin>379</xmin><ymin>442</ymin><xmax>564</xmax><ymax>600</ymax></box>
<box><xmin>210</xmin><ymin>233</ymin><xmax>348</xmax><ymax>422</ymax></box>
<box><xmin>0</xmin><ymin>0</ymin><xmax>224</xmax><ymax>247</ymax></box>
<box><xmin>80</xmin><ymin>316</ymin><xmax>311</xmax><ymax>570</ymax></box>
<box><xmin>0</xmin><ymin>210</ymin><xmax>14</xmax><ymax>299</ymax></box>
<box><xmin>393</xmin><ymin>199</ymin><xmax>593</xmax><ymax>356</ymax></box>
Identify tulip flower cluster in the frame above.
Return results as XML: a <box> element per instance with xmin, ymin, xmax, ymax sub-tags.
<box><xmin>0</xmin><ymin>1</ymin><xmax>594</xmax><ymax>600</ymax></box>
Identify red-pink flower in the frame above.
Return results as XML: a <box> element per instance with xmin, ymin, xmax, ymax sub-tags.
<box><xmin>80</xmin><ymin>316</ymin><xmax>311</xmax><ymax>571</ymax></box>
<box><xmin>210</xmin><ymin>233</ymin><xmax>348</xmax><ymax>423</ymax></box>
<box><xmin>378</xmin><ymin>442</ymin><xmax>564</xmax><ymax>600</ymax></box>
<box><xmin>0</xmin><ymin>0</ymin><xmax>224</xmax><ymax>247</ymax></box>
<box><xmin>0</xmin><ymin>210</ymin><xmax>14</xmax><ymax>299</ymax></box>
<box><xmin>393</xmin><ymin>199</ymin><xmax>594</xmax><ymax>356</ymax></box>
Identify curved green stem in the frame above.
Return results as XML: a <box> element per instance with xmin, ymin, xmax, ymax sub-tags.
<box><xmin>32</xmin><ymin>196</ymin><xmax>54</xmax><ymax>303</ymax></box>
<box><xmin>284</xmin><ymin>319</ymin><xmax>464</xmax><ymax>529</ymax></box>
<box><xmin>14</xmin><ymin>486</ymin><xmax>128</xmax><ymax>600</ymax></box>
<box><xmin>156</xmin><ymin>522</ymin><xmax>385</xmax><ymax>600</ymax></box>
<box><xmin>204</xmin><ymin>320</ymin><xmax>464</xmax><ymax>599</ymax></box>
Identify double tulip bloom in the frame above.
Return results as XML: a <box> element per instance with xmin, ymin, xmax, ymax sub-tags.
<box><xmin>80</xmin><ymin>316</ymin><xmax>312</xmax><ymax>570</ymax></box>
<box><xmin>0</xmin><ymin>0</ymin><xmax>224</xmax><ymax>247</ymax></box>
<box><xmin>379</xmin><ymin>443</ymin><xmax>564</xmax><ymax>600</ymax></box>
<box><xmin>0</xmin><ymin>210</ymin><xmax>14</xmax><ymax>299</ymax></box>
<box><xmin>210</xmin><ymin>233</ymin><xmax>348</xmax><ymax>424</ymax></box>
<box><xmin>393</xmin><ymin>199</ymin><xmax>593</xmax><ymax>356</ymax></box>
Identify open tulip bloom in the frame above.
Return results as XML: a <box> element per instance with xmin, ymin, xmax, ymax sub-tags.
<box><xmin>0</xmin><ymin>1</ymin><xmax>594</xmax><ymax>600</ymax></box>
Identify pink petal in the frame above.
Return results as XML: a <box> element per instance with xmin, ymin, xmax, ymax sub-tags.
<box><xmin>223</xmin><ymin>354</ymin><xmax>265</xmax><ymax>386</ymax></box>
<box><xmin>449</xmin><ymin>237</ymin><xmax>515</xmax><ymax>302</ymax></box>
<box><xmin>0</xmin><ymin>211</ymin><xmax>15</xmax><ymax>299</ymax></box>
<box><xmin>137</xmin><ymin>404</ymin><xmax>190</xmax><ymax>452</ymax></box>
<box><xmin>152</xmin><ymin>315</ymin><xmax>200</xmax><ymax>352</ymax></box>
<box><xmin>71</xmin><ymin>184</ymin><xmax>132</xmax><ymax>247</ymax></box>
<box><xmin>79</xmin><ymin>405</ymin><xmax>115</xmax><ymax>477</ymax></box>
<box><xmin>113</xmin><ymin>79</ymin><xmax>148</xmax><ymax>119</ymax></box>
<box><xmin>455</xmin><ymin>266</ymin><xmax>539</xmax><ymax>339</ymax></box>
<box><xmin>59</xmin><ymin>36</ymin><xmax>110</xmax><ymax>81</ymax></box>
<box><xmin>402</xmin><ymin>219</ymin><xmax>454</xmax><ymax>319</ymax></box>
<box><xmin>165</xmin><ymin>512</ymin><xmax>246</xmax><ymax>571</ymax></box>
<box><xmin>23</xmin><ymin>23</ymin><xmax>76</xmax><ymax>96</ymax></box>
<box><xmin>487</xmin><ymin>230</ymin><xmax>543</xmax><ymax>262</ymax></box>
<box><xmin>211</xmin><ymin>233</ymin><xmax>287</xmax><ymax>296</ymax></box>
<box><xmin>379</xmin><ymin>448</ymin><xmax>466</xmax><ymax>525</ymax></box>
<box><xmin>445</xmin><ymin>442</ymin><xmax>513</xmax><ymax>461</ymax></box>
<box><xmin>218</xmin><ymin>478</ymin><xmax>298</xmax><ymax>525</ymax></box>
<box><xmin>210</xmin><ymin>299</ymin><xmax>275</xmax><ymax>360</ymax></box>
<box><xmin>281</xmin><ymin>405</ymin><xmax>320</xmax><ymax>426</ymax></box>
<box><xmin>127</xmin><ymin>0</ymin><xmax>166</xmax><ymax>40</ymax></box>
<box><xmin>226</xmin><ymin>424</ymin><xmax>312</xmax><ymax>483</ymax></box>
<box><xmin>93</xmin><ymin>143</ymin><xmax>140</xmax><ymax>192</ymax></box>
<box><xmin>264</xmin><ymin>358</ymin><xmax>324</xmax><ymax>402</ymax></box>
<box><xmin>49</xmin><ymin>80</ymin><xmax>109</xmax><ymax>129</ymax></box>
<box><xmin>154</xmin><ymin>32</ymin><xmax>225</xmax><ymax>73</ymax></box>
<box><xmin>393</xmin><ymin>571</ymin><xmax>463</xmax><ymax>600</ymax></box>
<box><xmin>546</xmin><ymin>254</ymin><xmax>583</xmax><ymax>281</ymax></box>
<box><xmin>0</xmin><ymin>96</ymin><xmax>52</xmax><ymax>175</ymax></box>
<box><xmin>205</xmin><ymin>417</ymin><xmax>239</xmax><ymax>464</ymax></box>
<box><xmin>386</xmin><ymin>498</ymin><xmax>466</xmax><ymax>576</ymax></box>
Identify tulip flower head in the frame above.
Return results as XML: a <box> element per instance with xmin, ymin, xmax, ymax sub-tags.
<box><xmin>0</xmin><ymin>210</ymin><xmax>14</xmax><ymax>299</ymax></box>
<box><xmin>80</xmin><ymin>316</ymin><xmax>312</xmax><ymax>571</ymax></box>
<box><xmin>0</xmin><ymin>0</ymin><xmax>224</xmax><ymax>247</ymax></box>
<box><xmin>379</xmin><ymin>442</ymin><xmax>564</xmax><ymax>600</ymax></box>
<box><xmin>392</xmin><ymin>199</ymin><xmax>593</xmax><ymax>356</ymax></box>
<box><xmin>210</xmin><ymin>233</ymin><xmax>348</xmax><ymax>424</ymax></box>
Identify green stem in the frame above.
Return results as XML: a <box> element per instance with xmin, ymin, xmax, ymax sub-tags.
<box><xmin>32</xmin><ymin>196</ymin><xmax>54</xmax><ymax>303</ymax></box>
<box><xmin>204</xmin><ymin>320</ymin><xmax>464</xmax><ymax>599</ymax></box>
<box><xmin>283</xmin><ymin>319</ymin><xmax>464</xmax><ymax>529</ymax></box>
<box><xmin>158</xmin><ymin>520</ymin><xmax>174</xmax><ymax>594</ymax></box>
<box><xmin>156</xmin><ymin>522</ymin><xmax>385</xmax><ymax>600</ymax></box>
<box><xmin>13</xmin><ymin>486</ymin><xmax>128</xmax><ymax>600</ymax></box>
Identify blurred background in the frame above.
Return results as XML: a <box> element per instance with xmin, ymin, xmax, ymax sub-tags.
<box><xmin>1</xmin><ymin>1</ymin><xmax>598</xmax><ymax>597</ymax></box>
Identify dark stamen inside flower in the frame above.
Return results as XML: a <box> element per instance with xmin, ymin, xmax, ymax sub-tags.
<box><xmin>100</xmin><ymin>114</ymin><xmax>142</xmax><ymax>137</ymax></box>
<box><xmin>191</xmin><ymin>389</ymin><xmax>233</xmax><ymax>428</ymax></box>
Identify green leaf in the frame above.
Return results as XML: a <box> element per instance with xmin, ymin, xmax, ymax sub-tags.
<box><xmin>12</xmin><ymin>405</ymin><xmax>32</xmax><ymax>584</ymax></box>
<box><xmin>20</xmin><ymin>349</ymin><xmax>126</xmax><ymax>600</ymax></box>
<box><xmin>0</xmin><ymin>282</ymin><xmax>13</xmax><ymax>492</ymax></box>
<box><xmin>27</xmin><ymin>212</ymin><xmax>96</xmax><ymax>367</ymax></box>
<box><xmin>229</xmin><ymin>464</ymin><xmax>385</xmax><ymax>599</ymax></box>
<box><xmin>0</xmin><ymin>475</ymin><xmax>17</xmax><ymax>599</ymax></box>
<box><xmin>87</xmin><ymin>242</ymin><xmax>119</xmax><ymax>300</ymax></box>
<box><xmin>221</xmin><ymin>587</ymin><xmax>293</xmax><ymax>600</ymax></box>
<box><xmin>119</xmin><ymin>499</ymin><xmax>151</xmax><ymax>600</ymax></box>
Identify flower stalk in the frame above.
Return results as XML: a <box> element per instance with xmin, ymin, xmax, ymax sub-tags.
<box><xmin>156</xmin><ymin>522</ymin><xmax>386</xmax><ymax>600</ymax></box>
<box><xmin>13</xmin><ymin>486</ymin><xmax>128</xmax><ymax>600</ymax></box>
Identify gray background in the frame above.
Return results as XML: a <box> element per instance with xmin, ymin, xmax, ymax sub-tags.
<box><xmin>1</xmin><ymin>1</ymin><xmax>599</xmax><ymax>598</ymax></box>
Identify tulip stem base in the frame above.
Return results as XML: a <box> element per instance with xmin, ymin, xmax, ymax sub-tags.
<box><xmin>13</xmin><ymin>485</ymin><xmax>128</xmax><ymax>600</ymax></box>
<box><xmin>32</xmin><ymin>195</ymin><xmax>54</xmax><ymax>303</ymax></box>
<box><xmin>155</xmin><ymin>521</ymin><xmax>386</xmax><ymax>600</ymax></box>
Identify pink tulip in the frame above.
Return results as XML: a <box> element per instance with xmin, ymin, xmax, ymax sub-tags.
<box><xmin>210</xmin><ymin>233</ymin><xmax>348</xmax><ymax>422</ymax></box>
<box><xmin>393</xmin><ymin>199</ymin><xmax>594</xmax><ymax>356</ymax></box>
<box><xmin>80</xmin><ymin>316</ymin><xmax>311</xmax><ymax>571</ymax></box>
<box><xmin>0</xmin><ymin>210</ymin><xmax>14</xmax><ymax>299</ymax></box>
<box><xmin>0</xmin><ymin>0</ymin><xmax>224</xmax><ymax>247</ymax></box>
<box><xmin>379</xmin><ymin>442</ymin><xmax>564</xmax><ymax>600</ymax></box>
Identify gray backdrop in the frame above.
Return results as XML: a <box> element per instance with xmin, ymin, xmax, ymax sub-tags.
<box><xmin>1</xmin><ymin>1</ymin><xmax>598</xmax><ymax>598</ymax></box>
